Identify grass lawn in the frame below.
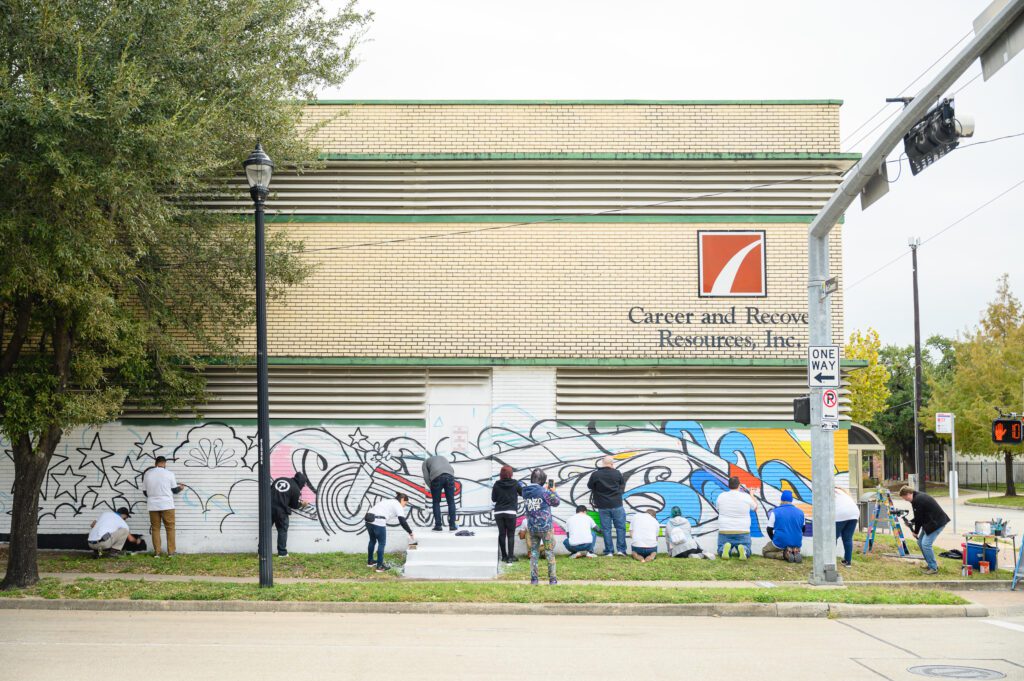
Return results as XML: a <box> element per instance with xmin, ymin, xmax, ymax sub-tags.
<box><xmin>3</xmin><ymin>534</ymin><xmax>1004</xmax><ymax>584</ymax></box>
<box><xmin>498</xmin><ymin>533</ymin><xmax>1004</xmax><ymax>582</ymax></box>
<box><xmin>0</xmin><ymin>547</ymin><xmax>405</xmax><ymax>580</ymax></box>
<box><xmin>966</xmin><ymin>495</ymin><xmax>1024</xmax><ymax>509</ymax></box>
<box><xmin>925</xmin><ymin>482</ymin><xmax>949</xmax><ymax>497</ymax></box>
<box><xmin>0</xmin><ymin>577</ymin><xmax>966</xmax><ymax>606</ymax></box>
<box><xmin>963</xmin><ymin>483</ymin><xmax>1009</xmax><ymax>493</ymax></box>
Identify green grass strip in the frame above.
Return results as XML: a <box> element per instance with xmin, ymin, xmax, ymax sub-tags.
<box><xmin>0</xmin><ymin>578</ymin><xmax>964</xmax><ymax>606</ymax></box>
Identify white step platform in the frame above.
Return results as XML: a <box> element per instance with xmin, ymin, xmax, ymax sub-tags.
<box><xmin>403</xmin><ymin>527</ymin><xmax>499</xmax><ymax>580</ymax></box>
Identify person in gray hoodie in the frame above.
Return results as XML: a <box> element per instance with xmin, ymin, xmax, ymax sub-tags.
<box><xmin>422</xmin><ymin>454</ymin><xmax>458</xmax><ymax>531</ymax></box>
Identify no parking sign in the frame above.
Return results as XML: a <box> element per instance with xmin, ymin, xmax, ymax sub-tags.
<box><xmin>822</xmin><ymin>388</ymin><xmax>839</xmax><ymax>420</ymax></box>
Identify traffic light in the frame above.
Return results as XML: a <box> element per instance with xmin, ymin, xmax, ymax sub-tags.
<box><xmin>903</xmin><ymin>98</ymin><xmax>974</xmax><ymax>175</ymax></box>
<box><xmin>992</xmin><ymin>418</ymin><xmax>1023</xmax><ymax>445</ymax></box>
<box><xmin>793</xmin><ymin>396</ymin><xmax>811</xmax><ymax>425</ymax></box>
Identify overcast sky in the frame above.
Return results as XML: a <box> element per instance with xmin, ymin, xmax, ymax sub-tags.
<box><xmin>323</xmin><ymin>0</ymin><xmax>1024</xmax><ymax>348</ymax></box>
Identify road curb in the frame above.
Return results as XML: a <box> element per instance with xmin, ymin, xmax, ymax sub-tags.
<box><xmin>964</xmin><ymin>501</ymin><xmax>1020</xmax><ymax>510</ymax></box>
<box><xmin>0</xmin><ymin>598</ymin><xmax>985</xmax><ymax>618</ymax></box>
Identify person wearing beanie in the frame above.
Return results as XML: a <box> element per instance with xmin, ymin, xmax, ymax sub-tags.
<box><xmin>270</xmin><ymin>471</ymin><xmax>310</xmax><ymax>557</ymax></box>
<box><xmin>762</xmin><ymin>490</ymin><xmax>806</xmax><ymax>562</ymax></box>
<box><xmin>665</xmin><ymin>506</ymin><xmax>704</xmax><ymax>558</ymax></box>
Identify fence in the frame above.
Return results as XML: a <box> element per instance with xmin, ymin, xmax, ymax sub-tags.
<box><xmin>955</xmin><ymin>460</ymin><xmax>1024</xmax><ymax>488</ymax></box>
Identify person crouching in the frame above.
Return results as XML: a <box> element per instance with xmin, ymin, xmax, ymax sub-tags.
<box><xmin>762</xmin><ymin>491</ymin><xmax>805</xmax><ymax>563</ymax></box>
<box><xmin>87</xmin><ymin>507</ymin><xmax>141</xmax><ymax>558</ymax></box>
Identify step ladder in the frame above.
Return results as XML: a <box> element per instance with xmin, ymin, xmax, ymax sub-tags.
<box><xmin>402</xmin><ymin>527</ymin><xmax>499</xmax><ymax>580</ymax></box>
<box><xmin>862</xmin><ymin>488</ymin><xmax>911</xmax><ymax>557</ymax></box>
<box><xmin>1012</xmin><ymin>537</ymin><xmax>1024</xmax><ymax>591</ymax></box>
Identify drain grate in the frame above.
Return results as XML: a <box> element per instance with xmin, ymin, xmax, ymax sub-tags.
<box><xmin>907</xmin><ymin>665</ymin><xmax>1006</xmax><ymax>679</ymax></box>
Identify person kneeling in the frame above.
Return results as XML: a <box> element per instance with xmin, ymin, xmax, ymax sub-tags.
<box><xmin>88</xmin><ymin>507</ymin><xmax>141</xmax><ymax>558</ymax></box>
<box><xmin>762</xmin><ymin>491</ymin><xmax>805</xmax><ymax>563</ymax></box>
<box><xmin>630</xmin><ymin>509</ymin><xmax>660</xmax><ymax>562</ymax></box>
<box><xmin>563</xmin><ymin>505</ymin><xmax>598</xmax><ymax>558</ymax></box>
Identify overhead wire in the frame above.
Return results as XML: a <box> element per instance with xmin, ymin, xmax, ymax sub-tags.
<box><xmin>845</xmin><ymin>176</ymin><xmax>1024</xmax><ymax>291</ymax></box>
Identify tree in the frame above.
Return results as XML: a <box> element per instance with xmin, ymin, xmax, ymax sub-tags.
<box><xmin>846</xmin><ymin>328</ymin><xmax>891</xmax><ymax>424</ymax></box>
<box><xmin>869</xmin><ymin>345</ymin><xmax>921</xmax><ymax>476</ymax></box>
<box><xmin>0</xmin><ymin>0</ymin><xmax>371</xmax><ymax>588</ymax></box>
<box><xmin>924</xmin><ymin>275</ymin><xmax>1024</xmax><ymax>496</ymax></box>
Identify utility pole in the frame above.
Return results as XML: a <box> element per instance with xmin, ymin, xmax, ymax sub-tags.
<box><xmin>910</xmin><ymin>238</ymin><xmax>925</xmax><ymax>489</ymax></box>
<box><xmin>802</xmin><ymin>0</ymin><xmax>1024</xmax><ymax>586</ymax></box>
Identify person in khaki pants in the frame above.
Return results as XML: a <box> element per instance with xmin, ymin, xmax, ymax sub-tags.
<box><xmin>143</xmin><ymin>456</ymin><xmax>184</xmax><ymax>556</ymax></box>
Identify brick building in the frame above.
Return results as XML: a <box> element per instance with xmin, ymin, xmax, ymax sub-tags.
<box><xmin>1</xmin><ymin>101</ymin><xmax>864</xmax><ymax>554</ymax></box>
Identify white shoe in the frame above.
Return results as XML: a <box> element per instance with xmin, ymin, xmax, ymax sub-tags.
<box><xmin>571</xmin><ymin>552</ymin><xmax>583</xmax><ymax>559</ymax></box>
<box><xmin>586</xmin><ymin>552</ymin><xmax>597</xmax><ymax>558</ymax></box>
<box><xmin>614</xmin><ymin>551</ymin><xmax>627</xmax><ymax>557</ymax></box>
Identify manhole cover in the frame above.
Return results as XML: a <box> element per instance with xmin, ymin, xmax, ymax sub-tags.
<box><xmin>907</xmin><ymin>665</ymin><xmax>1006</xmax><ymax>679</ymax></box>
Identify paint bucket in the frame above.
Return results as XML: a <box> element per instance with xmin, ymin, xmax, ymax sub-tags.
<box><xmin>961</xmin><ymin>564</ymin><xmax>973</xmax><ymax>577</ymax></box>
<box><xmin>979</xmin><ymin>560</ymin><xmax>990</xmax><ymax>574</ymax></box>
<box><xmin>975</xmin><ymin>521</ymin><xmax>992</xmax><ymax>535</ymax></box>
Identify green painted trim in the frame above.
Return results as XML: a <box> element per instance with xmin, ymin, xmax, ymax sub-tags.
<box><xmin>194</xmin><ymin>357</ymin><xmax>868</xmax><ymax>368</ymax></box>
<box><xmin>566</xmin><ymin>420</ymin><xmax>852</xmax><ymax>430</ymax></box>
<box><xmin>316</xmin><ymin>152</ymin><xmax>860</xmax><ymax>161</ymax></box>
<box><xmin>265</xmin><ymin>214</ymin><xmax>825</xmax><ymax>225</ymax></box>
<box><xmin>118</xmin><ymin>418</ymin><xmax>425</xmax><ymax>427</ymax></box>
<box><xmin>309</xmin><ymin>99</ymin><xmax>844</xmax><ymax>106</ymax></box>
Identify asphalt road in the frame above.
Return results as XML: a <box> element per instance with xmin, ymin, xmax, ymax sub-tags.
<box><xmin>1</xmin><ymin>610</ymin><xmax>1022</xmax><ymax>681</ymax></box>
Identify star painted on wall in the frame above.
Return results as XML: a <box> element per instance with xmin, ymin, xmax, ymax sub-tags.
<box><xmin>82</xmin><ymin>473</ymin><xmax>130</xmax><ymax>512</ymax></box>
<box><xmin>51</xmin><ymin>466</ymin><xmax>88</xmax><ymax>503</ymax></box>
<box><xmin>110</xmin><ymin>455</ymin><xmax>145</xmax><ymax>490</ymax></box>
<box><xmin>133</xmin><ymin>433</ymin><xmax>165</xmax><ymax>462</ymax></box>
<box><xmin>38</xmin><ymin>452</ymin><xmax>70</xmax><ymax>500</ymax></box>
<box><xmin>75</xmin><ymin>434</ymin><xmax>116</xmax><ymax>478</ymax></box>
<box><xmin>348</xmin><ymin>428</ymin><xmax>371</xmax><ymax>449</ymax></box>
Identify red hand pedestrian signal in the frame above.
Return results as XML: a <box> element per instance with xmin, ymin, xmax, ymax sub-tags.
<box><xmin>992</xmin><ymin>418</ymin><xmax>1023</xmax><ymax>444</ymax></box>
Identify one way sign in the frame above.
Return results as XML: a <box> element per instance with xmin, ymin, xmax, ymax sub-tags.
<box><xmin>808</xmin><ymin>345</ymin><xmax>840</xmax><ymax>388</ymax></box>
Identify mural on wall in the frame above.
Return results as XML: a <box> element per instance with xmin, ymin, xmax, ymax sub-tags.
<box><xmin>0</xmin><ymin>411</ymin><xmax>846</xmax><ymax>548</ymax></box>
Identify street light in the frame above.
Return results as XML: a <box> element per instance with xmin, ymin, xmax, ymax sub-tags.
<box><xmin>243</xmin><ymin>142</ymin><xmax>274</xmax><ymax>588</ymax></box>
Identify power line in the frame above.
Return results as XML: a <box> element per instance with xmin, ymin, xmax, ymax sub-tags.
<box><xmin>295</xmin><ymin>171</ymin><xmax>848</xmax><ymax>256</ymax></box>
<box><xmin>846</xmin><ymin>177</ymin><xmax>1024</xmax><ymax>290</ymax></box>
<box><xmin>841</xmin><ymin>29</ymin><xmax>973</xmax><ymax>147</ymax></box>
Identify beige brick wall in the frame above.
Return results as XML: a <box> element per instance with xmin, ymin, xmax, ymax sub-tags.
<box><xmin>250</xmin><ymin>222</ymin><xmax>844</xmax><ymax>359</ymax></box>
<box><xmin>302</xmin><ymin>103</ymin><xmax>840</xmax><ymax>154</ymax></box>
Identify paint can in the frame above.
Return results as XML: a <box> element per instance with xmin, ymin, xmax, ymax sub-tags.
<box><xmin>961</xmin><ymin>564</ymin><xmax>973</xmax><ymax>577</ymax></box>
<box><xmin>975</xmin><ymin>521</ymin><xmax>992</xmax><ymax>535</ymax></box>
<box><xmin>979</xmin><ymin>560</ymin><xmax>990</xmax><ymax>574</ymax></box>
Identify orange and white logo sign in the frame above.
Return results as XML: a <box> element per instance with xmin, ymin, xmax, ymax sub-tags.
<box><xmin>698</xmin><ymin>231</ymin><xmax>766</xmax><ymax>297</ymax></box>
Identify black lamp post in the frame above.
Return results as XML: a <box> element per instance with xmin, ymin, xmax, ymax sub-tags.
<box><xmin>243</xmin><ymin>143</ymin><xmax>274</xmax><ymax>588</ymax></box>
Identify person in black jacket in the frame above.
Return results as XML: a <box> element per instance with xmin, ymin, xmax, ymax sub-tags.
<box><xmin>899</xmin><ymin>485</ymin><xmax>951</xmax><ymax>574</ymax></box>
<box><xmin>492</xmin><ymin>465</ymin><xmax>523</xmax><ymax>563</ymax></box>
<box><xmin>587</xmin><ymin>456</ymin><xmax>627</xmax><ymax>556</ymax></box>
<box><xmin>271</xmin><ymin>472</ymin><xmax>309</xmax><ymax>557</ymax></box>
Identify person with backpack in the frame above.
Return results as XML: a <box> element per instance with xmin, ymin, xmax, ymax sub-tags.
<box><xmin>664</xmin><ymin>506</ymin><xmax>703</xmax><ymax>558</ymax></box>
<box><xmin>521</xmin><ymin>468</ymin><xmax>560</xmax><ymax>585</ymax></box>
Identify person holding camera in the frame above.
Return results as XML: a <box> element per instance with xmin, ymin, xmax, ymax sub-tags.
<box><xmin>365</xmin><ymin>493</ymin><xmax>415</xmax><ymax>572</ymax></box>
<box><xmin>521</xmin><ymin>468</ymin><xmax>560</xmax><ymax>585</ymax></box>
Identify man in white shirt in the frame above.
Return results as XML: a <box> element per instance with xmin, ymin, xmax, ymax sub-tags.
<box><xmin>366</xmin><ymin>493</ymin><xmax>416</xmax><ymax>572</ymax></box>
<box><xmin>715</xmin><ymin>476</ymin><xmax>757</xmax><ymax>559</ymax></box>
<box><xmin>630</xmin><ymin>509</ymin><xmax>661</xmax><ymax>562</ymax></box>
<box><xmin>562</xmin><ymin>505</ymin><xmax>598</xmax><ymax>558</ymax></box>
<box><xmin>143</xmin><ymin>456</ymin><xmax>184</xmax><ymax>556</ymax></box>
<box><xmin>87</xmin><ymin>507</ymin><xmax>140</xmax><ymax>558</ymax></box>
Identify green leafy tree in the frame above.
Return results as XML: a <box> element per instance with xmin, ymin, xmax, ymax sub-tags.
<box><xmin>924</xmin><ymin>275</ymin><xmax>1023</xmax><ymax>496</ymax></box>
<box><xmin>0</xmin><ymin>0</ymin><xmax>371</xmax><ymax>588</ymax></box>
<box><xmin>869</xmin><ymin>345</ymin><xmax>923</xmax><ymax>476</ymax></box>
<box><xmin>846</xmin><ymin>328</ymin><xmax>891</xmax><ymax>424</ymax></box>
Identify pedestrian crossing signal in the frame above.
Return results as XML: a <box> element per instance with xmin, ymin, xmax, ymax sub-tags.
<box><xmin>992</xmin><ymin>418</ymin><xmax>1023</xmax><ymax>445</ymax></box>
